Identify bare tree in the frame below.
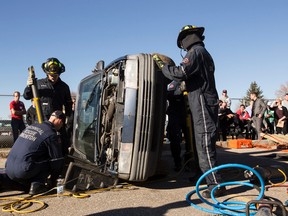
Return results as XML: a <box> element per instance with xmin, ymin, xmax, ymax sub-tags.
<box><xmin>275</xmin><ymin>81</ymin><xmax>288</xmax><ymax>99</ymax></box>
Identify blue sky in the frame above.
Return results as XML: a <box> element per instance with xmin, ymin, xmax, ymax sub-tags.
<box><xmin>1</xmin><ymin>0</ymin><xmax>288</xmax><ymax>119</ymax></box>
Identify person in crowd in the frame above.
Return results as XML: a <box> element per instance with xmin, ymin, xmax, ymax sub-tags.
<box><xmin>9</xmin><ymin>91</ymin><xmax>26</xmax><ymax>142</ymax></box>
<box><xmin>219</xmin><ymin>89</ymin><xmax>232</xmax><ymax>108</ymax></box>
<box><xmin>2</xmin><ymin>111</ymin><xmax>65</xmax><ymax>195</ymax></box>
<box><xmin>218</xmin><ymin>100</ymin><xmax>238</xmax><ymax>141</ymax></box>
<box><xmin>26</xmin><ymin>99</ymin><xmax>37</xmax><ymax>125</ymax></box>
<box><xmin>264</xmin><ymin>101</ymin><xmax>275</xmax><ymax>134</ymax></box>
<box><xmin>153</xmin><ymin>25</ymin><xmax>226</xmax><ymax>198</ymax></box>
<box><xmin>245</xmin><ymin>100</ymin><xmax>253</xmax><ymax>117</ymax></box>
<box><xmin>235</xmin><ymin>104</ymin><xmax>252</xmax><ymax>137</ymax></box>
<box><xmin>23</xmin><ymin>57</ymin><xmax>72</xmax><ymax>154</ymax></box>
<box><xmin>281</xmin><ymin>93</ymin><xmax>288</xmax><ymax>109</ymax></box>
<box><xmin>281</xmin><ymin>93</ymin><xmax>288</xmax><ymax>133</ymax></box>
<box><xmin>271</xmin><ymin>98</ymin><xmax>288</xmax><ymax>135</ymax></box>
<box><xmin>250</xmin><ymin>92</ymin><xmax>266</xmax><ymax>140</ymax></box>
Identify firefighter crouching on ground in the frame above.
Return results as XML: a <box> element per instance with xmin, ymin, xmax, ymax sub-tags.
<box><xmin>23</xmin><ymin>57</ymin><xmax>72</xmax><ymax>155</ymax></box>
<box><xmin>153</xmin><ymin>25</ymin><xmax>226</xmax><ymax>198</ymax></box>
<box><xmin>1</xmin><ymin>111</ymin><xmax>65</xmax><ymax>195</ymax></box>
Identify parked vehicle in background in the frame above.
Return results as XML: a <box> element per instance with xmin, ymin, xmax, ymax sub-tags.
<box><xmin>0</xmin><ymin>120</ymin><xmax>12</xmax><ymax>136</ymax></box>
<box><xmin>0</xmin><ymin>120</ymin><xmax>13</xmax><ymax>148</ymax></box>
<box><xmin>64</xmin><ymin>54</ymin><xmax>168</xmax><ymax>191</ymax></box>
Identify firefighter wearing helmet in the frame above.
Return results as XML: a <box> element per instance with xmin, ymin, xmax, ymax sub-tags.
<box><xmin>153</xmin><ymin>25</ymin><xmax>226</xmax><ymax>198</ymax></box>
<box><xmin>41</xmin><ymin>57</ymin><xmax>66</xmax><ymax>75</ymax></box>
<box><xmin>23</xmin><ymin>57</ymin><xmax>72</xmax><ymax>155</ymax></box>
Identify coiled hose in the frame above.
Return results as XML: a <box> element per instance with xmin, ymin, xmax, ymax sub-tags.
<box><xmin>186</xmin><ymin>163</ymin><xmax>265</xmax><ymax>216</ymax></box>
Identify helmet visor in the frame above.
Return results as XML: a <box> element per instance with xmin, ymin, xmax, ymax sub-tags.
<box><xmin>46</xmin><ymin>61</ymin><xmax>61</xmax><ymax>74</ymax></box>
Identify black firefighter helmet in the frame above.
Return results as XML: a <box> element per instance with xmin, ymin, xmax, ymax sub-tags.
<box><xmin>41</xmin><ymin>57</ymin><xmax>65</xmax><ymax>75</ymax></box>
<box><xmin>177</xmin><ymin>25</ymin><xmax>205</xmax><ymax>49</ymax></box>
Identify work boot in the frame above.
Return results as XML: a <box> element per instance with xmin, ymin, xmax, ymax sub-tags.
<box><xmin>201</xmin><ymin>187</ymin><xmax>227</xmax><ymax>198</ymax></box>
<box><xmin>29</xmin><ymin>182</ymin><xmax>48</xmax><ymax>195</ymax></box>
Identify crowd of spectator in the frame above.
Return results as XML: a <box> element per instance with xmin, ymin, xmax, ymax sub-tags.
<box><xmin>217</xmin><ymin>90</ymin><xmax>288</xmax><ymax>141</ymax></box>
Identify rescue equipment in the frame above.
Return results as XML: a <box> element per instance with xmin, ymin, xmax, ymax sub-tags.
<box><xmin>186</xmin><ymin>163</ymin><xmax>265</xmax><ymax>215</ymax></box>
<box><xmin>28</xmin><ymin>66</ymin><xmax>44</xmax><ymax>123</ymax></box>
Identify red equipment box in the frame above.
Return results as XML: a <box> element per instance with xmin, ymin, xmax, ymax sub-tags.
<box><xmin>228</xmin><ymin>139</ymin><xmax>253</xmax><ymax>149</ymax></box>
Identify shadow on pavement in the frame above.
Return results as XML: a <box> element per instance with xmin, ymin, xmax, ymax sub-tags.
<box><xmin>86</xmin><ymin>200</ymin><xmax>191</xmax><ymax>216</ymax></box>
<box><xmin>136</xmin><ymin>147</ymin><xmax>288</xmax><ymax>191</ymax></box>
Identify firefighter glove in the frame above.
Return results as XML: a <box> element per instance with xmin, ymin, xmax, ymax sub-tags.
<box><xmin>27</xmin><ymin>76</ymin><xmax>33</xmax><ymax>87</ymax></box>
<box><xmin>152</xmin><ymin>54</ymin><xmax>165</xmax><ymax>69</ymax></box>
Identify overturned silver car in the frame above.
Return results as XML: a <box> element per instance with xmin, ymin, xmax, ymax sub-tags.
<box><xmin>65</xmin><ymin>54</ymin><xmax>168</xmax><ymax>191</ymax></box>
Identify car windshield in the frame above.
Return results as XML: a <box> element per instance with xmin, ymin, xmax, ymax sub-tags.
<box><xmin>74</xmin><ymin>73</ymin><xmax>102</xmax><ymax>162</ymax></box>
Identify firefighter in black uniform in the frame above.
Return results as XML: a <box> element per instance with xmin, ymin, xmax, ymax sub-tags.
<box><xmin>166</xmin><ymin>81</ymin><xmax>188</xmax><ymax>171</ymax></box>
<box><xmin>153</xmin><ymin>25</ymin><xmax>226</xmax><ymax>198</ymax></box>
<box><xmin>24</xmin><ymin>57</ymin><xmax>72</xmax><ymax>154</ymax></box>
<box><xmin>166</xmin><ymin>80</ymin><xmax>200</xmax><ymax>173</ymax></box>
<box><xmin>3</xmin><ymin>111</ymin><xmax>65</xmax><ymax>195</ymax></box>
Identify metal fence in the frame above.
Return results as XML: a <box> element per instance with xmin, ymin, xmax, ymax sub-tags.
<box><xmin>0</xmin><ymin>120</ymin><xmax>13</xmax><ymax>148</ymax></box>
<box><xmin>0</xmin><ymin>135</ymin><xmax>13</xmax><ymax>148</ymax></box>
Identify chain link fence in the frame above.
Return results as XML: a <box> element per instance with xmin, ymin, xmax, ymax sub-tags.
<box><xmin>0</xmin><ymin>120</ymin><xmax>13</xmax><ymax>148</ymax></box>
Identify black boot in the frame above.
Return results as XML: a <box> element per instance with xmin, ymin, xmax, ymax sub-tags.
<box><xmin>29</xmin><ymin>182</ymin><xmax>48</xmax><ymax>195</ymax></box>
<box><xmin>201</xmin><ymin>187</ymin><xmax>227</xmax><ymax>198</ymax></box>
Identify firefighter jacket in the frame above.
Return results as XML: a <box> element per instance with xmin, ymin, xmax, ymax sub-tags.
<box><xmin>166</xmin><ymin>81</ymin><xmax>186</xmax><ymax>118</ymax></box>
<box><xmin>162</xmin><ymin>43</ymin><xmax>219</xmax><ymax>133</ymax></box>
<box><xmin>26</xmin><ymin>105</ymin><xmax>37</xmax><ymax>125</ymax></box>
<box><xmin>161</xmin><ymin>42</ymin><xmax>222</xmax><ymax>187</ymax></box>
<box><xmin>5</xmin><ymin>121</ymin><xmax>64</xmax><ymax>183</ymax></box>
<box><xmin>23</xmin><ymin>77</ymin><xmax>72</xmax><ymax>120</ymax></box>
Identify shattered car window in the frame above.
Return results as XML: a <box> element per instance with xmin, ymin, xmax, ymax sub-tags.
<box><xmin>74</xmin><ymin>74</ymin><xmax>101</xmax><ymax>161</ymax></box>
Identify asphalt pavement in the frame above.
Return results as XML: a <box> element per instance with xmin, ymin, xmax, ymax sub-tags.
<box><xmin>1</xmin><ymin>140</ymin><xmax>288</xmax><ymax>216</ymax></box>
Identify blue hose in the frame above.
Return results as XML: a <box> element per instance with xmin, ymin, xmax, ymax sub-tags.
<box><xmin>186</xmin><ymin>163</ymin><xmax>265</xmax><ymax>216</ymax></box>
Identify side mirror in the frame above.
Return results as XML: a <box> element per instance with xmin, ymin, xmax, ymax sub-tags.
<box><xmin>96</xmin><ymin>60</ymin><xmax>104</xmax><ymax>71</ymax></box>
<box><xmin>92</xmin><ymin>60</ymin><xmax>105</xmax><ymax>74</ymax></box>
